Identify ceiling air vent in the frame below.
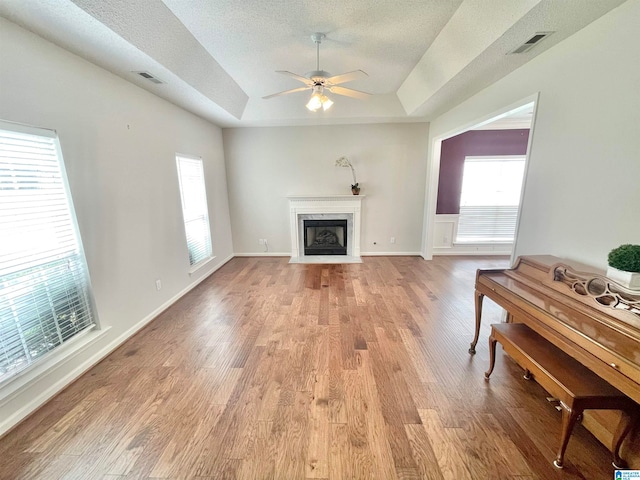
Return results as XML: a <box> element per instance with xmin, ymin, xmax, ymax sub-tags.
<box><xmin>508</xmin><ymin>32</ymin><xmax>554</xmax><ymax>54</ymax></box>
<box><xmin>133</xmin><ymin>71</ymin><xmax>165</xmax><ymax>84</ymax></box>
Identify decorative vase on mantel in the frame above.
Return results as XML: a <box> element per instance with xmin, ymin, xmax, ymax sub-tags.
<box><xmin>335</xmin><ymin>157</ymin><xmax>360</xmax><ymax>195</ymax></box>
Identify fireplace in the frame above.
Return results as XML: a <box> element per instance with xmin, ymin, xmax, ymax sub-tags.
<box><xmin>288</xmin><ymin>195</ymin><xmax>363</xmax><ymax>263</ymax></box>
<box><xmin>304</xmin><ymin>219</ymin><xmax>347</xmax><ymax>255</ymax></box>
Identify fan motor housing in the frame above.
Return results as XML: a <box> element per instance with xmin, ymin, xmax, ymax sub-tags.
<box><xmin>306</xmin><ymin>70</ymin><xmax>331</xmax><ymax>82</ymax></box>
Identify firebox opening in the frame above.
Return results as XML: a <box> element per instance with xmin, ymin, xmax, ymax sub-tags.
<box><xmin>304</xmin><ymin>219</ymin><xmax>348</xmax><ymax>255</ymax></box>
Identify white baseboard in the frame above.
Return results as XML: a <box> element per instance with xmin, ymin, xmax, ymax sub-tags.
<box><xmin>0</xmin><ymin>253</ymin><xmax>234</xmax><ymax>437</ymax></box>
<box><xmin>234</xmin><ymin>252</ymin><xmax>423</xmax><ymax>258</ymax></box>
<box><xmin>233</xmin><ymin>252</ymin><xmax>290</xmax><ymax>257</ymax></box>
<box><xmin>360</xmin><ymin>251</ymin><xmax>422</xmax><ymax>256</ymax></box>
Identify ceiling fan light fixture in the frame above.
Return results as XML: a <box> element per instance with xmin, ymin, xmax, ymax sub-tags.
<box><xmin>306</xmin><ymin>93</ymin><xmax>323</xmax><ymax>111</ymax></box>
<box><xmin>306</xmin><ymin>92</ymin><xmax>333</xmax><ymax>112</ymax></box>
<box><xmin>306</xmin><ymin>84</ymin><xmax>333</xmax><ymax>112</ymax></box>
<box><xmin>264</xmin><ymin>32</ymin><xmax>370</xmax><ymax>107</ymax></box>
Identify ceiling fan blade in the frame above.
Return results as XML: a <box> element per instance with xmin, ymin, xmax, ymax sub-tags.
<box><xmin>262</xmin><ymin>86</ymin><xmax>310</xmax><ymax>99</ymax></box>
<box><xmin>328</xmin><ymin>86</ymin><xmax>371</xmax><ymax>100</ymax></box>
<box><xmin>325</xmin><ymin>70</ymin><xmax>368</xmax><ymax>85</ymax></box>
<box><xmin>276</xmin><ymin>71</ymin><xmax>313</xmax><ymax>85</ymax></box>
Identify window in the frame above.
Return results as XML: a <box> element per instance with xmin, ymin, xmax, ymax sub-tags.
<box><xmin>456</xmin><ymin>156</ymin><xmax>526</xmax><ymax>243</ymax></box>
<box><xmin>176</xmin><ymin>155</ymin><xmax>212</xmax><ymax>267</ymax></box>
<box><xmin>0</xmin><ymin>122</ymin><xmax>97</xmax><ymax>384</ymax></box>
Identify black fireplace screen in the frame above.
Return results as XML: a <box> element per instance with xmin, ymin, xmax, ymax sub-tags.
<box><xmin>303</xmin><ymin>219</ymin><xmax>347</xmax><ymax>255</ymax></box>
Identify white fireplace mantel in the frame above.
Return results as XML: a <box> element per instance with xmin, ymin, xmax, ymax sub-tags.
<box><xmin>288</xmin><ymin>195</ymin><xmax>364</xmax><ymax>262</ymax></box>
<box><xmin>287</xmin><ymin>195</ymin><xmax>365</xmax><ymax>202</ymax></box>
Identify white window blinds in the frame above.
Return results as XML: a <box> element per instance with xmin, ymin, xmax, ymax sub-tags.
<box><xmin>176</xmin><ymin>155</ymin><xmax>212</xmax><ymax>266</ymax></box>
<box><xmin>456</xmin><ymin>156</ymin><xmax>526</xmax><ymax>243</ymax></box>
<box><xmin>0</xmin><ymin>123</ymin><xmax>97</xmax><ymax>384</ymax></box>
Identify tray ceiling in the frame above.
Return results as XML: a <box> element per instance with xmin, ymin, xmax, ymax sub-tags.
<box><xmin>0</xmin><ymin>0</ymin><xmax>627</xmax><ymax>127</ymax></box>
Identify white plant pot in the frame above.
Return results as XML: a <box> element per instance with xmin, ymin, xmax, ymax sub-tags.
<box><xmin>606</xmin><ymin>266</ymin><xmax>640</xmax><ymax>290</ymax></box>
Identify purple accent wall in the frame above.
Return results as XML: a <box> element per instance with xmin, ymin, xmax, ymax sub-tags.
<box><xmin>436</xmin><ymin>129</ymin><xmax>530</xmax><ymax>214</ymax></box>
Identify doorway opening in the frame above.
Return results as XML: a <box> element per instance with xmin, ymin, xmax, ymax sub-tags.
<box><xmin>428</xmin><ymin>99</ymin><xmax>536</xmax><ymax>258</ymax></box>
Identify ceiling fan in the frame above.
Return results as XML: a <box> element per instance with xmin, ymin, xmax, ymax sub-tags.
<box><xmin>263</xmin><ymin>33</ymin><xmax>371</xmax><ymax>111</ymax></box>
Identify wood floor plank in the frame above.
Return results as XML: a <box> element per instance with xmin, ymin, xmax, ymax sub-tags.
<box><xmin>329</xmin><ymin>423</ymin><xmax>349</xmax><ymax>480</ymax></box>
<box><xmin>270</xmin><ymin>390</ymin><xmax>312</xmax><ymax>479</ymax></box>
<box><xmin>369</xmin><ymin>329</ymin><xmax>422</xmax><ymax>425</ymax></box>
<box><xmin>418</xmin><ymin>409</ymin><xmax>474</xmax><ymax>480</ymax></box>
<box><xmin>342</xmin><ymin>369</ymin><xmax>375</xmax><ymax>478</ymax></box>
<box><xmin>60</xmin><ymin>403</ymin><xmax>165</xmax><ymax>479</ymax></box>
<box><xmin>188</xmin><ymin>345</ymin><xmax>267</xmax><ymax>477</ymax></box>
<box><xmin>236</xmin><ymin>420</ymin><xmax>277</xmax><ymax>479</ymax></box>
<box><xmin>147</xmin><ymin>404</ymin><xmax>223</xmax><ymax>478</ymax></box>
<box><xmin>328</xmin><ymin>324</ymin><xmax>347</xmax><ymax>424</ymax></box>
<box><xmin>306</xmin><ymin>374</ymin><xmax>330</xmax><ymax>478</ymax></box>
<box><xmin>489</xmin><ymin>404</ymin><xmax>584</xmax><ymax>480</ymax></box>
<box><xmin>0</xmin><ymin>256</ymin><xmax>623</xmax><ymax>480</ymax></box>
<box><xmin>56</xmin><ymin>401</ymin><xmax>122</xmax><ymax>456</ymax></box>
<box><xmin>475</xmin><ymin>412</ymin><xmax>535</xmax><ymax>476</ymax></box>
<box><xmin>25</xmin><ymin>400</ymin><xmax>97</xmax><ymax>454</ymax></box>
<box><xmin>405</xmin><ymin>423</ymin><xmax>445</xmax><ymax>480</ymax></box>
<box><xmin>398</xmin><ymin>328</ymin><xmax>437</xmax><ymax>384</ymax></box>
<box><xmin>85</xmin><ymin>400</ymin><xmax>164</xmax><ymax>478</ymax></box>
<box><xmin>357</xmin><ymin>351</ymin><xmax>399</xmax><ymax>480</ymax></box>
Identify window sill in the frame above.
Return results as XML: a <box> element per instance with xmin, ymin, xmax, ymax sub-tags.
<box><xmin>188</xmin><ymin>256</ymin><xmax>216</xmax><ymax>276</ymax></box>
<box><xmin>0</xmin><ymin>326</ymin><xmax>111</xmax><ymax>406</ymax></box>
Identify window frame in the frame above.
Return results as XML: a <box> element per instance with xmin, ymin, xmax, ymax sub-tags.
<box><xmin>175</xmin><ymin>153</ymin><xmax>213</xmax><ymax>274</ymax></box>
<box><xmin>455</xmin><ymin>155</ymin><xmax>526</xmax><ymax>244</ymax></box>
<box><xmin>0</xmin><ymin>119</ymin><xmax>101</xmax><ymax>392</ymax></box>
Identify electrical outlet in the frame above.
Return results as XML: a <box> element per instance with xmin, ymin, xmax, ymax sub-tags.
<box><xmin>390</xmin><ymin>237</ymin><xmax>396</xmax><ymax>244</ymax></box>
<box><xmin>258</xmin><ymin>239</ymin><xmax>264</xmax><ymax>245</ymax></box>
<box><xmin>155</xmin><ymin>279</ymin><xmax>162</xmax><ymax>291</ymax></box>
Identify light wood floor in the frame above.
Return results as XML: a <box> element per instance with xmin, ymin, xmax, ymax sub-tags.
<box><xmin>0</xmin><ymin>256</ymin><xmax>617</xmax><ymax>479</ymax></box>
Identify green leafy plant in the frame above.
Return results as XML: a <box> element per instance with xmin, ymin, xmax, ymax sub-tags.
<box><xmin>608</xmin><ymin>244</ymin><xmax>640</xmax><ymax>273</ymax></box>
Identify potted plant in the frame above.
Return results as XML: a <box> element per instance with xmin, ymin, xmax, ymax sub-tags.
<box><xmin>607</xmin><ymin>244</ymin><xmax>640</xmax><ymax>289</ymax></box>
<box><xmin>335</xmin><ymin>156</ymin><xmax>360</xmax><ymax>195</ymax></box>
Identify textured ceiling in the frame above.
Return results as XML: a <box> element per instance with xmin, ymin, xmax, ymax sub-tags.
<box><xmin>162</xmin><ymin>0</ymin><xmax>463</xmax><ymax>96</ymax></box>
<box><xmin>0</xmin><ymin>0</ymin><xmax>629</xmax><ymax>127</ymax></box>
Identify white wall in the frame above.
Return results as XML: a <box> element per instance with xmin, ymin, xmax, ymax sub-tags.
<box><xmin>0</xmin><ymin>19</ymin><xmax>234</xmax><ymax>433</ymax></box>
<box><xmin>424</xmin><ymin>0</ymin><xmax>640</xmax><ymax>268</ymax></box>
<box><xmin>223</xmin><ymin>123</ymin><xmax>429</xmax><ymax>255</ymax></box>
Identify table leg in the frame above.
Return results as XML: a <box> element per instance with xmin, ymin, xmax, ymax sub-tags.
<box><xmin>612</xmin><ymin>409</ymin><xmax>638</xmax><ymax>469</ymax></box>
<box><xmin>554</xmin><ymin>402</ymin><xmax>581</xmax><ymax>469</ymax></box>
<box><xmin>484</xmin><ymin>332</ymin><xmax>497</xmax><ymax>380</ymax></box>
<box><xmin>469</xmin><ymin>291</ymin><xmax>484</xmax><ymax>354</ymax></box>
